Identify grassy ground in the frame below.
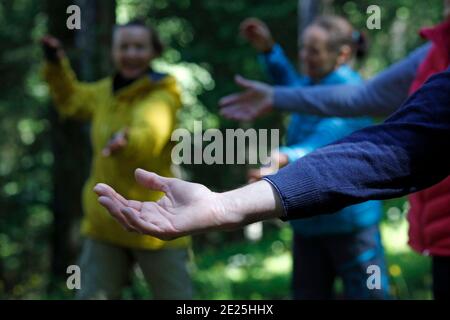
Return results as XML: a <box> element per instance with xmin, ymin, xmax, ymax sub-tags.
<box><xmin>36</xmin><ymin>204</ymin><xmax>432</xmax><ymax>300</ymax></box>
<box><xmin>125</xmin><ymin>217</ymin><xmax>432</xmax><ymax>300</ymax></box>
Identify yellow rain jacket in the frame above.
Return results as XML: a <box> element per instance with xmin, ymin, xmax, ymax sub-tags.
<box><xmin>43</xmin><ymin>58</ymin><xmax>190</xmax><ymax>250</ymax></box>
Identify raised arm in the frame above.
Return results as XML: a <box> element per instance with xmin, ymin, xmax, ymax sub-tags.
<box><xmin>240</xmin><ymin>17</ymin><xmax>303</xmax><ymax>86</ymax></box>
<box><xmin>259</xmin><ymin>44</ymin><xmax>303</xmax><ymax>86</ymax></box>
<box><xmin>220</xmin><ymin>43</ymin><xmax>431</xmax><ymax>120</ymax></box>
<box><xmin>42</xmin><ymin>35</ymin><xmax>100</xmax><ymax>121</ymax></box>
<box><xmin>274</xmin><ymin>43</ymin><xmax>431</xmax><ymax>117</ymax></box>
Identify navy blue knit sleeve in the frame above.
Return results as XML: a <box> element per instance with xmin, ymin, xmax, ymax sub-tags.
<box><xmin>265</xmin><ymin>68</ymin><xmax>450</xmax><ymax>220</ymax></box>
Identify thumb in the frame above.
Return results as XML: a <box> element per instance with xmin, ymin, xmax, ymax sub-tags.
<box><xmin>235</xmin><ymin>75</ymin><xmax>257</xmax><ymax>90</ymax></box>
<box><xmin>102</xmin><ymin>144</ymin><xmax>112</xmax><ymax>157</ymax></box>
<box><xmin>135</xmin><ymin>169</ymin><xmax>170</xmax><ymax>193</ymax></box>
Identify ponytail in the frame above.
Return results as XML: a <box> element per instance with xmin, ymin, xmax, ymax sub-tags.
<box><xmin>352</xmin><ymin>30</ymin><xmax>368</xmax><ymax>59</ymax></box>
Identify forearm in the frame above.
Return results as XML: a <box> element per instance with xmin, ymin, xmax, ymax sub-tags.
<box><xmin>43</xmin><ymin>58</ymin><xmax>77</xmax><ymax>96</ymax></box>
<box><xmin>259</xmin><ymin>44</ymin><xmax>301</xmax><ymax>86</ymax></box>
<box><xmin>273</xmin><ymin>43</ymin><xmax>431</xmax><ymax>117</ymax></box>
<box><xmin>43</xmin><ymin>58</ymin><xmax>95</xmax><ymax>120</ymax></box>
<box><xmin>219</xmin><ymin>180</ymin><xmax>283</xmax><ymax>226</ymax></box>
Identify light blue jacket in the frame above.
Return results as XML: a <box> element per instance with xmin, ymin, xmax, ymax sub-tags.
<box><xmin>260</xmin><ymin>44</ymin><xmax>382</xmax><ymax>236</ymax></box>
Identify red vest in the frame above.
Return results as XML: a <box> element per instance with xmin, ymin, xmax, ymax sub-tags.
<box><xmin>407</xmin><ymin>19</ymin><xmax>450</xmax><ymax>256</ymax></box>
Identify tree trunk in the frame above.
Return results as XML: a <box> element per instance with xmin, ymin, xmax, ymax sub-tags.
<box><xmin>44</xmin><ymin>0</ymin><xmax>115</xmax><ymax>293</ymax></box>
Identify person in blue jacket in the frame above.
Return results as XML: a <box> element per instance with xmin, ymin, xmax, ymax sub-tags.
<box><xmin>241</xmin><ymin>16</ymin><xmax>389</xmax><ymax>299</ymax></box>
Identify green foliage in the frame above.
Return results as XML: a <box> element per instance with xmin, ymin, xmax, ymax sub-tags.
<box><xmin>0</xmin><ymin>0</ymin><xmax>53</xmax><ymax>298</ymax></box>
<box><xmin>124</xmin><ymin>224</ymin><xmax>431</xmax><ymax>300</ymax></box>
<box><xmin>0</xmin><ymin>0</ymin><xmax>444</xmax><ymax>299</ymax></box>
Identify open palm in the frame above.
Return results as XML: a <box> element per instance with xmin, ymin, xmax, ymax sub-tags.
<box><xmin>94</xmin><ymin>169</ymin><xmax>236</xmax><ymax>240</ymax></box>
<box><xmin>219</xmin><ymin>75</ymin><xmax>274</xmax><ymax>121</ymax></box>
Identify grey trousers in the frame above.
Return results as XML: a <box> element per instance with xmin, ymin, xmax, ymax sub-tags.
<box><xmin>76</xmin><ymin>238</ymin><xmax>193</xmax><ymax>300</ymax></box>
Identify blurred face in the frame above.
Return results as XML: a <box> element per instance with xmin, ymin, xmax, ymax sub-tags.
<box><xmin>112</xmin><ymin>26</ymin><xmax>154</xmax><ymax>79</ymax></box>
<box><xmin>445</xmin><ymin>0</ymin><xmax>450</xmax><ymax>19</ymax></box>
<box><xmin>299</xmin><ymin>25</ymin><xmax>339</xmax><ymax>81</ymax></box>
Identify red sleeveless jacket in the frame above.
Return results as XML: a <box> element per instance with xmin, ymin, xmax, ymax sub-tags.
<box><xmin>407</xmin><ymin>19</ymin><xmax>450</xmax><ymax>256</ymax></box>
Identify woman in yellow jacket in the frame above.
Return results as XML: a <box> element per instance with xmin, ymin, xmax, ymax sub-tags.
<box><xmin>42</xmin><ymin>20</ymin><xmax>191</xmax><ymax>299</ymax></box>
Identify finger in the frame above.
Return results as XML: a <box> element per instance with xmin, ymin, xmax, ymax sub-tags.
<box><xmin>94</xmin><ymin>183</ymin><xmax>143</xmax><ymax>213</ymax></box>
<box><xmin>239</xmin><ymin>18</ymin><xmax>257</xmax><ymax>31</ymax></box>
<box><xmin>41</xmin><ymin>36</ymin><xmax>50</xmax><ymax>45</ymax></box>
<box><xmin>247</xmin><ymin>174</ymin><xmax>257</xmax><ymax>183</ymax></box>
<box><xmin>109</xmin><ymin>140</ymin><xmax>126</xmax><ymax>153</ymax></box>
<box><xmin>114</xmin><ymin>135</ymin><xmax>127</xmax><ymax>146</ymax></box>
<box><xmin>241</xmin><ymin>110</ymin><xmax>256</xmax><ymax>121</ymax></box>
<box><xmin>98</xmin><ymin>196</ymin><xmax>119</xmax><ymax>216</ymax></box>
<box><xmin>105</xmin><ymin>138</ymin><xmax>127</xmax><ymax>155</ymax></box>
<box><xmin>234</xmin><ymin>75</ymin><xmax>256</xmax><ymax>90</ymax></box>
<box><xmin>118</xmin><ymin>136</ymin><xmax>127</xmax><ymax>146</ymax></box>
<box><xmin>94</xmin><ymin>183</ymin><xmax>127</xmax><ymax>206</ymax></box>
<box><xmin>49</xmin><ymin>37</ymin><xmax>61</xmax><ymax>48</ymax></box>
<box><xmin>240</xmin><ymin>17</ymin><xmax>260</xmax><ymax>29</ymax></box>
<box><xmin>240</xmin><ymin>21</ymin><xmax>259</xmax><ymax>39</ymax></box>
<box><xmin>224</xmin><ymin>96</ymin><xmax>261</xmax><ymax>120</ymax></box>
<box><xmin>247</xmin><ymin>170</ymin><xmax>262</xmax><ymax>182</ymax></box>
<box><xmin>135</xmin><ymin>169</ymin><xmax>171</xmax><ymax>193</ymax></box>
<box><xmin>44</xmin><ymin>36</ymin><xmax>58</xmax><ymax>48</ymax></box>
<box><xmin>245</xmin><ymin>24</ymin><xmax>263</xmax><ymax>37</ymax></box>
<box><xmin>239</xmin><ymin>18</ymin><xmax>252</xmax><ymax>30</ymax></box>
<box><xmin>93</xmin><ymin>183</ymin><xmax>114</xmax><ymax>197</ymax></box>
<box><xmin>102</xmin><ymin>146</ymin><xmax>111</xmax><ymax>157</ymax></box>
<box><xmin>121</xmin><ymin>207</ymin><xmax>156</xmax><ymax>235</ymax></box>
<box><xmin>122</xmin><ymin>207</ymin><xmax>177</xmax><ymax>241</ymax></box>
<box><xmin>98</xmin><ymin>196</ymin><xmax>137</xmax><ymax>232</ymax></box>
<box><xmin>220</xmin><ymin>104</ymin><xmax>241</xmax><ymax>117</ymax></box>
<box><xmin>221</xmin><ymin>107</ymin><xmax>254</xmax><ymax>122</ymax></box>
<box><xmin>220</xmin><ymin>108</ymin><xmax>237</xmax><ymax>120</ymax></box>
<box><xmin>220</xmin><ymin>104</ymin><xmax>248</xmax><ymax>118</ymax></box>
<box><xmin>247</xmin><ymin>168</ymin><xmax>259</xmax><ymax>178</ymax></box>
<box><xmin>220</xmin><ymin>89</ymin><xmax>255</xmax><ymax>111</ymax></box>
<box><xmin>41</xmin><ymin>36</ymin><xmax>52</xmax><ymax>46</ymax></box>
<box><xmin>250</xmin><ymin>174</ymin><xmax>262</xmax><ymax>182</ymax></box>
<box><xmin>127</xmin><ymin>200</ymin><xmax>143</xmax><ymax>211</ymax></box>
<box><xmin>219</xmin><ymin>93</ymin><xmax>242</xmax><ymax>108</ymax></box>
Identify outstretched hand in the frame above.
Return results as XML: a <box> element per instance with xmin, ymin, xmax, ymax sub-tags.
<box><xmin>94</xmin><ymin>169</ymin><xmax>242</xmax><ymax>240</ymax></box>
<box><xmin>94</xmin><ymin>169</ymin><xmax>284</xmax><ymax>240</ymax></box>
<box><xmin>102</xmin><ymin>129</ymin><xmax>129</xmax><ymax>157</ymax></box>
<box><xmin>219</xmin><ymin>75</ymin><xmax>274</xmax><ymax>121</ymax></box>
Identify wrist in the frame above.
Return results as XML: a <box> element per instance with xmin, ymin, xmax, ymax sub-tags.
<box><xmin>217</xmin><ymin>180</ymin><xmax>283</xmax><ymax>228</ymax></box>
<box><xmin>214</xmin><ymin>191</ymin><xmax>246</xmax><ymax>230</ymax></box>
